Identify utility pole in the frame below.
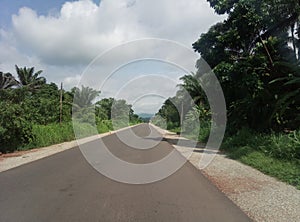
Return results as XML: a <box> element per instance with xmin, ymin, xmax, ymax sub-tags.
<box><xmin>60</xmin><ymin>82</ymin><xmax>63</xmax><ymax>126</ymax></box>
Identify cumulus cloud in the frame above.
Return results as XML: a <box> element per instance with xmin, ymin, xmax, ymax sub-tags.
<box><xmin>0</xmin><ymin>0</ymin><xmax>226</xmax><ymax>112</ymax></box>
<box><xmin>9</xmin><ymin>0</ymin><xmax>225</xmax><ymax>65</ymax></box>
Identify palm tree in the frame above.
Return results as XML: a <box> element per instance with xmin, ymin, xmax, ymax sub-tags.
<box><xmin>178</xmin><ymin>72</ymin><xmax>206</xmax><ymax>106</ymax></box>
<box><xmin>72</xmin><ymin>85</ymin><xmax>100</xmax><ymax>125</ymax></box>
<box><xmin>0</xmin><ymin>72</ymin><xmax>18</xmax><ymax>89</ymax></box>
<box><xmin>73</xmin><ymin>85</ymin><xmax>100</xmax><ymax>110</ymax></box>
<box><xmin>15</xmin><ymin>65</ymin><xmax>46</xmax><ymax>90</ymax></box>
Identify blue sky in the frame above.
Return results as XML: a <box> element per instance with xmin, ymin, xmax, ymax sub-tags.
<box><xmin>0</xmin><ymin>0</ymin><xmax>226</xmax><ymax>113</ymax></box>
<box><xmin>0</xmin><ymin>0</ymin><xmax>99</xmax><ymax>27</ymax></box>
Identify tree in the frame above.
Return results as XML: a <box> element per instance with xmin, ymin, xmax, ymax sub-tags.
<box><xmin>178</xmin><ymin>72</ymin><xmax>210</xmax><ymax>107</ymax></box>
<box><xmin>156</xmin><ymin>98</ymin><xmax>180</xmax><ymax>130</ymax></box>
<box><xmin>192</xmin><ymin>0</ymin><xmax>300</xmax><ymax>131</ymax></box>
<box><xmin>95</xmin><ymin>98</ymin><xmax>115</xmax><ymax>120</ymax></box>
<box><xmin>0</xmin><ymin>72</ymin><xmax>18</xmax><ymax>89</ymax></box>
<box><xmin>72</xmin><ymin>85</ymin><xmax>100</xmax><ymax>124</ymax></box>
<box><xmin>72</xmin><ymin>85</ymin><xmax>100</xmax><ymax>110</ymax></box>
<box><xmin>15</xmin><ymin>65</ymin><xmax>46</xmax><ymax>90</ymax></box>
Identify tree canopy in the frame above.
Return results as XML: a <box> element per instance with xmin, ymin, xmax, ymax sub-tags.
<box><xmin>0</xmin><ymin>66</ymin><xmax>142</xmax><ymax>153</ymax></box>
<box><xmin>192</xmin><ymin>0</ymin><xmax>300</xmax><ymax>131</ymax></box>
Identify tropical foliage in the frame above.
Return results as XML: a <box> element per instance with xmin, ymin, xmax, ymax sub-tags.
<box><xmin>152</xmin><ymin>0</ymin><xmax>300</xmax><ymax>188</ymax></box>
<box><xmin>15</xmin><ymin>65</ymin><xmax>46</xmax><ymax>90</ymax></box>
<box><xmin>0</xmin><ymin>72</ymin><xmax>18</xmax><ymax>89</ymax></box>
<box><xmin>193</xmin><ymin>0</ymin><xmax>300</xmax><ymax>131</ymax></box>
<box><xmin>0</xmin><ymin>66</ymin><xmax>142</xmax><ymax>153</ymax></box>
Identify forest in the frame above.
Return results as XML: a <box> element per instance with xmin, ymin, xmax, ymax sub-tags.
<box><xmin>152</xmin><ymin>0</ymin><xmax>300</xmax><ymax>188</ymax></box>
<box><xmin>0</xmin><ymin>65</ymin><xmax>142</xmax><ymax>153</ymax></box>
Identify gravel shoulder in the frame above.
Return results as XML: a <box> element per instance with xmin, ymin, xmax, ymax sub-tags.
<box><xmin>151</xmin><ymin>124</ymin><xmax>300</xmax><ymax>222</ymax></box>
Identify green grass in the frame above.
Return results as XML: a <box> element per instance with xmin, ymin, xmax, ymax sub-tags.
<box><xmin>21</xmin><ymin>121</ymin><xmax>113</xmax><ymax>150</ymax></box>
<box><xmin>97</xmin><ymin>120</ymin><xmax>113</xmax><ymax>133</ymax></box>
<box><xmin>22</xmin><ymin>122</ymin><xmax>96</xmax><ymax>149</ymax></box>
<box><xmin>166</xmin><ymin>124</ymin><xmax>300</xmax><ymax>189</ymax></box>
<box><xmin>169</xmin><ymin>127</ymin><xmax>181</xmax><ymax>134</ymax></box>
<box><xmin>221</xmin><ymin>128</ymin><xmax>300</xmax><ymax>189</ymax></box>
<box><xmin>21</xmin><ymin>123</ymin><xmax>73</xmax><ymax>149</ymax></box>
<box><xmin>169</xmin><ymin>121</ymin><xmax>211</xmax><ymax>142</ymax></box>
<box><xmin>19</xmin><ymin>120</ymin><xmax>140</xmax><ymax>151</ymax></box>
<box><xmin>239</xmin><ymin>151</ymin><xmax>300</xmax><ymax>189</ymax></box>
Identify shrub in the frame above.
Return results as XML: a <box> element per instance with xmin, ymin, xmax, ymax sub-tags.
<box><xmin>0</xmin><ymin>102</ymin><xmax>33</xmax><ymax>153</ymax></box>
<box><xmin>97</xmin><ymin>120</ymin><xmax>113</xmax><ymax>133</ymax></box>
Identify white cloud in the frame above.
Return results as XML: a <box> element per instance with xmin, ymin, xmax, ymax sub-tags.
<box><xmin>0</xmin><ymin>0</ymin><xmax>226</xmax><ymax>112</ymax></box>
<box><xmin>9</xmin><ymin>0</ymin><xmax>225</xmax><ymax>65</ymax></box>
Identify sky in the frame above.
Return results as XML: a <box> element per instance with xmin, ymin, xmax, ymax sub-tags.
<box><xmin>0</xmin><ymin>0</ymin><xmax>226</xmax><ymax>114</ymax></box>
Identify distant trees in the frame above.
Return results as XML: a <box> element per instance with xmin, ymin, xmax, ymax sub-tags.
<box><xmin>155</xmin><ymin>98</ymin><xmax>181</xmax><ymax>130</ymax></box>
<box><xmin>0</xmin><ymin>66</ymin><xmax>141</xmax><ymax>153</ymax></box>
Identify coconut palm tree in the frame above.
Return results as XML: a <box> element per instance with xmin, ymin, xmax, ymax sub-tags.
<box><xmin>15</xmin><ymin>65</ymin><xmax>46</xmax><ymax>90</ymax></box>
<box><xmin>0</xmin><ymin>72</ymin><xmax>18</xmax><ymax>89</ymax></box>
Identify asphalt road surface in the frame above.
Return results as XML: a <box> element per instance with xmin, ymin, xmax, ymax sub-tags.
<box><xmin>0</xmin><ymin>124</ymin><xmax>251</xmax><ymax>222</ymax></box>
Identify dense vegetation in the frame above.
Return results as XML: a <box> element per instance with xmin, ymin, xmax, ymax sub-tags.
<box><xmin>0</xmin><ymin>66</ymin><xmax>142</xmax><ymax>153</ymax></box>
<box><xmin>153</xmin><ymin>0</ymin><xmax>300</xmax><ymax>188</ymax></box>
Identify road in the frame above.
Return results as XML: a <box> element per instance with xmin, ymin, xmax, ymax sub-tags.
<box><xmin>0</xmin><ymin>124</ymin><xmax>251</xmax><ymax>222</ymax></box>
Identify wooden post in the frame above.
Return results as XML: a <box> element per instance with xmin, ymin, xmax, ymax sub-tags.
<box><xmin>181</xmin><ymin>101</ymin><xmax>184</xmax><ymax>128</ymax></box>
<box><xmin>60</xmin><ymin>82</ymin><xmax>63</xmax><ymax>126</ymax></box>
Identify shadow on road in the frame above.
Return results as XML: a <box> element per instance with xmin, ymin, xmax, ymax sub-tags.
<box><xmin>143</xmin><ymin>135</ymin><xmax>220</xmax><ymax>155</ymax></box>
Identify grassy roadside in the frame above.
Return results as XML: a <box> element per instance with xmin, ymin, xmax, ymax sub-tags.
<box><xmin>221</xmin><ymin>129</ymin><xmax>300</xmax><ymax>189</ymax></box>
<box><xmin>169</xmin><ymin>125</ymin><xmax>300</xmax><ymax>189</ymax></box>
<box><xmin>19</xmin><ymin>121</ymin><xmax>114</xmax><ymax>151</ymax></box>
<box><xmin>18</xmin><ymin>120</ymin><xmax>142</xmax><ymax>152</ymax></box>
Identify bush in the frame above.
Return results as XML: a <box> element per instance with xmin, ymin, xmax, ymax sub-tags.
<box><xmin>97</xmin><ymin>120</ymin><xmax>113</xmax><ymax>133</ymax></box>
<box><xmin>28</xmin><ymin>123</ymin><xmax>75</xmax><ymax>148</ymax></box>
<box><xmin>167</xmin><ymin>121</ymin><xmax>179</xmax><ymax>130</ymax></box>
<box><xmin>0</xmin><ymin>102</ymin><xmax>33</xmax><ymax>153</ymax></box>
<box><xmin>222</xmin><ymin>128</ymin><xmax>300</xmax><ymax>161</ymax></box>
<box><xmin>198</xmin><ymin>121</ymin><xmax>211</xmax><ymax>143</ymax></box>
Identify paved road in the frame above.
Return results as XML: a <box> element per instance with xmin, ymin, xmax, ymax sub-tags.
<box><xmin>0</xmin><ymin>124</ymin><xmax>251</xmax><ymax>222</ymax></box>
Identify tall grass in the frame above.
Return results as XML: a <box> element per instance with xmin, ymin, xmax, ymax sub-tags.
<box><xmin>26</xmin><ymin>123</ymin><xmax>73</xmax><ymax>148</ymax></box>
<box><xmin>221</xmin><ymin>128</ymin><xmax>300</xmax><ymax>189</ymax></box>
<box><xmin>97</xmin><ymin>120</ymin><xmax>113</xmax><ymax>133</ymax></box>
<box><xmin>24</xmin><ymin>121</ymin><xmax>111</xmax><ymax>149</ymax></box>
<box><xmin>20</xmin><ymin>120</ymin><xmax>135</xmax><ymax>151</ymax></box>
<box><xmin>222</xmin><ymin>128</ymin><xmax>300</xmax><ymax>160</ymax></box>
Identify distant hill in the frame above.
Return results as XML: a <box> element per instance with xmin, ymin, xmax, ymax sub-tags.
<box><xmin>138</xmin><ymin>113</ymin><xmax>154</xmax><ymax>119</ymax></box>
<box><xmin>138</xmin><ymin>113</ymin><xmax>154</xmax><ymax>122</ymax></box>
